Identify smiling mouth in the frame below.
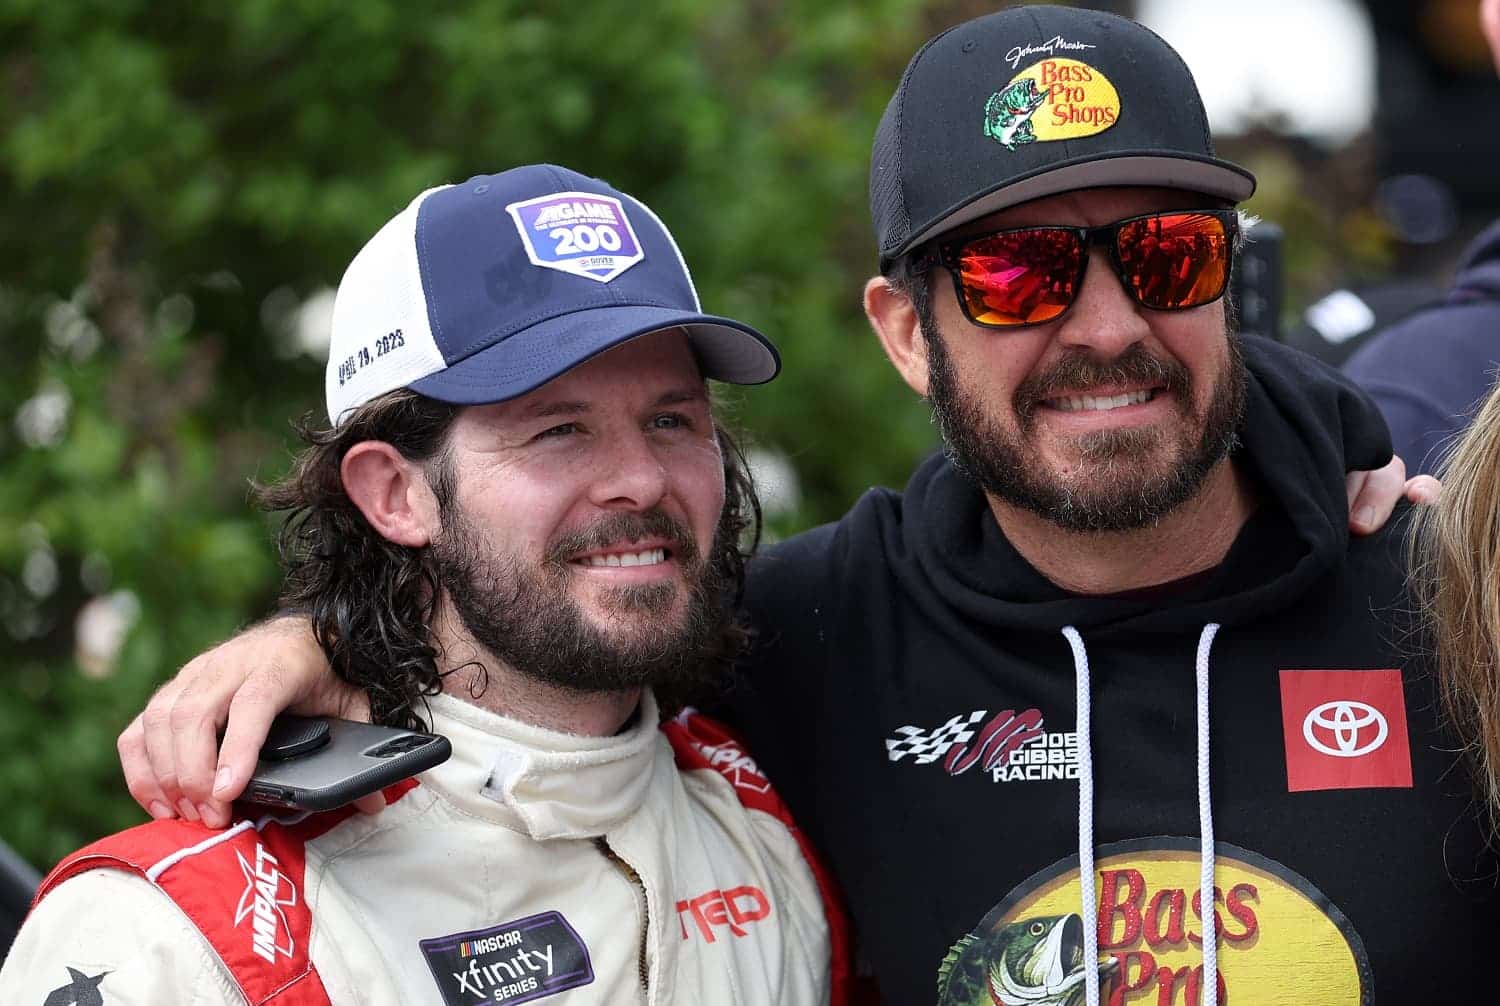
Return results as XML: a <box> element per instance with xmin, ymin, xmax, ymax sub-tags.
<box><xmin>1046</xmin><ymin>388</ymin><xmax>1158</xmax><ymax>413</ymax></box>
<box><xmin>576</xmin><ymin>548</ymin><xmax>670</xmax><ymax>569</ymax></box>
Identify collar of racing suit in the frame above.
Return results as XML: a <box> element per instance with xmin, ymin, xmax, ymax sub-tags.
<box><xmin>419</xmin><ymin>690</ymin><xmax>662</xmax><ymax>840</ymax></box>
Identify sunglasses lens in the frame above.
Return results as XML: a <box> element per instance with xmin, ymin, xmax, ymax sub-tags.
<box><xmin>953</xmin><ymin>229</ymin><xmax>1083</xmax><ymax>326</ymax></box>
<box><xmin>1116</xmin><ymin>212</ymin><xmax>1231</xmax><ymax>310</ymax></box>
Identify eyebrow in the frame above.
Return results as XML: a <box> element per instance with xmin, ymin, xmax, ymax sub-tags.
<box><xmin>518</xmin><ymin>387</ymin><xmax>708</xmax><ymax>420</ymax></box>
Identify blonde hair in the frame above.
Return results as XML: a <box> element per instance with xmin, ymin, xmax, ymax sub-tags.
<box><xmin>1409</xmin><ymin>380</ymin><xmax>1500</xmax><ymax>831</ymax></box>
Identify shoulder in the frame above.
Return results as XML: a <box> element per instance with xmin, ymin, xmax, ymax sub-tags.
<box><xmin>0</xmin><ymin>868</ymin><xmax>239</xmax><ymax>1004</ymax></box>
<box><xmin>13</xmin><ymin>805</ymin><xmax>393</xmax><ymax>1006</ymax></box>
<box><xmin>659</xmin><ymin>710</ymin><xmax>853</xmax><ymax>999</ymax></box>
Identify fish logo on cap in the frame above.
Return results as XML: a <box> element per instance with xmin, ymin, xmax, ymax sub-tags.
<box><xmin>983</xmin><ymin>58</ymin><xmax>1121</xmax><ymax>150</ymax></box>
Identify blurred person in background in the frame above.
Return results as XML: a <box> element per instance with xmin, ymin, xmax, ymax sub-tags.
<box><xmin>112</xmin><ymin>6</ymin><xmax>1447</xmax><ymax>1004</ymax></box>
<box><xmin>0</xmin><ymin>165</ymin><xmax>845</xmax><ymax>1004</ymax></box>
<box><xmin>1340</xmin><ymin>0</ymin><xmax>1500</xmax><ymax>475</ymax></box>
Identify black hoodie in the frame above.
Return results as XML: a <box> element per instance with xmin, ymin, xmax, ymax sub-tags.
<box><xmin>729</xmin><ymin>336</ymin><xmax>1499</xmax><ymax>1005</ymax></box>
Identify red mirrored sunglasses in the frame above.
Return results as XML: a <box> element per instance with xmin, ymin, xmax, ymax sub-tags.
<box><xmin>906</xmin><ymin>209</ymin><xmax>1239</xmax><ymax>329</ymax></box>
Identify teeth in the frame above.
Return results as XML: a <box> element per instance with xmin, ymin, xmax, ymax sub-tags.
<box><xmin>582</xmin><ymin>548</ymin><xmax>667</xmax><ymax>568</ymax></box>
<box><xmin>1052</xmin><ymin>389</ymin><xmax>1154</xmax><ymax>412</ymax></box>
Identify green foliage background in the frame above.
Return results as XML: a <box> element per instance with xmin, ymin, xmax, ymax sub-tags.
<box><xmin>0</xmin><ymin>2</ymin><xmax>1392</xmax><ymax>870</ymax></box>
<box><xmin>0</xmin><ymin>0</ymin><xmax>952</xmax><ymax>869</ymax></box>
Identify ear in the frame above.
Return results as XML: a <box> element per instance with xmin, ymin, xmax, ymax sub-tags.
<box><xmin>864</xmin><ymin>275</ymin><xmax>931</xmax><ymax>397</ymax></box>
<box><xmin>341</xmin><ymin>441</ymin><xmax>440</xmax><ymax>548</ymax></box>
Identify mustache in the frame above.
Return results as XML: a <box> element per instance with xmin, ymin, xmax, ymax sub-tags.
<box><xmin>545</xmin><ymin>509</ymin><xmax>700</xmax><ymax>567</ymax></box>
<box><xmin>1013</xmin><ymin>344</ymin><xmax>1192</xmax><ymax>423</ymax></box>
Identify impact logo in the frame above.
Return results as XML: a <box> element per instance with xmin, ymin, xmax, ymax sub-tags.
<box><xmin>983</xmin><ymin>58</ymin><xmax>1120</xmax><ymax>150</ymax></box>
<box><xmin>1279</xmin><ymin>669</ymin><xmax>1412</xmax><ymax>792</ymax></box>
<box><xmin>234</xmin><ymin>842</ymin><xmax>297</xmax><ymax>965</ymax></box>
<box><xmin>505</xmin><ymin>191</ymin><xmax>644</xmax><ymax>283</ymax></box>
<box><xmin>886</xmin><ymin>708</ymin><xmax>1078</xmax><ymax>784</ymax></box>
<box><xmin>937</xmin><ymin>839</ymin><xmax>1369</xmax><ymax>1006</ymax></box>
<box><xmin>420</xmin><ymin>911</ymin><xmax>594</xmax><ymax>1005</ymax></box>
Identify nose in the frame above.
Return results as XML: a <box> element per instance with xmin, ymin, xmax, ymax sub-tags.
<box><xmin>587</xmin><ymin>430</ymin><xmax>670</xmax><ymax>511</ymax></box>
<box><xmin>1052</xmin><ymin>247</ymin><xmax>1153</xmax><ymax>358</ymax></box>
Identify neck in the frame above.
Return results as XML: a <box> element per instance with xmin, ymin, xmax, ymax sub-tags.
<box><xmin>430</xmin><ymin>604</ymin><xmax>641</xmax><ymax>737</ymax></box>
<box><xmin>988</xmin><ymin>459</ymin><xmax>1258</xmax><ymax>596</ymax></box>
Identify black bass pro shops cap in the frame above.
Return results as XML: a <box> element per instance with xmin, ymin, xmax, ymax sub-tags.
<box><xmin>870</xmin><ymin>4</ymin><xmax>1256</xmax><ymax>267</ymax></box>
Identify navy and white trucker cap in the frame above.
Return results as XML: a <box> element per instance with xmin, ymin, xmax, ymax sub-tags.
<box><xmin>326</xmin><ymin>164</ymin><xmax>780</xmax><ymax>424</ymax></box>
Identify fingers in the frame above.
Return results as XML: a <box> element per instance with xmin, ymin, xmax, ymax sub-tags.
<box><xmin>1482</xmin><ymin>0</ymin><xmax>1500</xmax><ymax>75</ymax></box>
<box><xmin>138</xmin><ymin>678</ymin><xmax>192</xmax><ymax>821</ymax></box>
<box><xmin>1348</xmin><ymin>454</ymin><xmax>1407</xmax><ymax>536</ymax></box>
<box><xmin>352</xmin><ymin>792</ymin><xmax>388</xmax><ymax>815</ymax></box>
<box><xmin>170</xmin><ymin>657</ymin><xmax>262</xmax><ymax>827</ymax></box>
<box><xmin>118</xmin><ymin>614</ymin><xmax>373</xmax><ymax>828</ymax></box>
<box><xmin>1404</xmin><ymin>474</ymin><xmax>1442</xmax><ymax>506</ymax></box>
<box><xmin>207</xmin><ymin>665</ymin><xmax>296</xmax><ymax>827</ymax></box>
<box><xmin>119</xmin><ymin>710</ymin><xmax>173</xmax><ymax>822</ymax></box>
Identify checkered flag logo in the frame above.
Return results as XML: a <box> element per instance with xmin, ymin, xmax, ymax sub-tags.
<box><xmin>885</xmin><ymin>710</ymin><xmax>987</xmax><ymax>764</ymax></box>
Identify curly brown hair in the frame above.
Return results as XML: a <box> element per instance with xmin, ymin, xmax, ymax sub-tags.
<box><xmin>256</xmin><ymin>387</ymin><xmax>761</xmax><ymax>729</ymax></box>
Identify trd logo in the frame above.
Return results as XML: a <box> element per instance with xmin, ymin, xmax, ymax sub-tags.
<box><xmin>676</xmin><ymin>886</ymin><xmax>771</xmax><ymax>943</ymax></box>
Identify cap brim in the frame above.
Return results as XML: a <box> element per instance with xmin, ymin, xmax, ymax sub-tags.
<box><xmin>894</xmin><ymin>152</ymin><xmax>1257</xmax><ymax>261</ymax></box>
<box><xmin>407</xmin><ymin>303</ymin><xmax>779</xmax><ymax>405</ymax></box>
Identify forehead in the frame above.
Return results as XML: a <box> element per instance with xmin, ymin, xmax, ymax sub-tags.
<box><xmin>947</xmin><ymin>186</ymin><xmax>1221</xmax><ymax>237</ymax></box>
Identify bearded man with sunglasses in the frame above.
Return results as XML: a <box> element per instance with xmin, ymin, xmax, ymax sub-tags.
<box><xmin>112</xmin><ymin>6</ymin><xmax>1473</xmax><ymax>1005</ymax></box>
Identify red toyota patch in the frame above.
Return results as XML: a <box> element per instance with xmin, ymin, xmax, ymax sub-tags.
<box><xmin>1278</xmin><ymin>669</ymin><xmax>1412</xmax><ymax>792</ymax></box>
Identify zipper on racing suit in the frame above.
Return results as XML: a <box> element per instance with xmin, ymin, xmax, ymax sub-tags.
<box><xmin>596</xmin><ymin>837</ymin><xmax>651</xmax><ymax>995</ymax></box>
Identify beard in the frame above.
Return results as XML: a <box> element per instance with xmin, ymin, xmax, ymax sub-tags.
<box><xmin>925</xmin><ymin>327</ymin><xmax>1246</xmax><ymax>533</ymax></box>
<box><xmin>428</xmin><ymin>503</ymin><xmax>730</xmax><ymax>698</ymax></box>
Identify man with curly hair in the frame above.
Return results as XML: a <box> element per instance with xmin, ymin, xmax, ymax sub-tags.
<box><xmin>0</xmin><ymin>165</ymin><xmax>846</xmax><ymax>1005</ymax></box>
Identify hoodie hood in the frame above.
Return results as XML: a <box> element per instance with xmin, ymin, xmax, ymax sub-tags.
<box><xmin>1452</xmin><ymin>218</ymin><xmax>1500</xmax><ymax>301</ymax></box>
<box><xmin>891</xmin><ymin>335</ymin><xmax>1392</xmax><ymax>636</ymax></box>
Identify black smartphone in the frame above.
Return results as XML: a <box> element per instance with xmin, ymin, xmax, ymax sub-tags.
<box><xmin>243</xmin><ymin>716</ymin><xmax>451</xmax><ymax>812</ymax></box>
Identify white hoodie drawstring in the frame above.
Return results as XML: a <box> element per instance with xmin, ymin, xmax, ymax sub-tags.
<box><xmin>1063</xmin><ymin>623</ymin><xmax>1222</xmax><ymax>1006</ymax></box>
<box><xmin>1195</xmin><ymin>623</ymin><xmax>1220</xmax><ymax>1006</ymax></box>
<box><xmin>1059</xmin><ymin>626</ymin><xmax>1099</xmax><ymax>1006</ymax></box>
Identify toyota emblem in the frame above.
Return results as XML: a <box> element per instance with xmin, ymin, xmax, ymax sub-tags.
<box><xmin>1302</xmin><ymin>700</ymin><xmax>1388</xmax><ymax>758</ymax></box>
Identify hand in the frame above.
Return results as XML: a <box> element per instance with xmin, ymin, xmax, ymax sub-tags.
<box><xmin>1345</xmin><ymin>455</ymin><xmax>1442</xmax><ymax>535</ymax></box>
<box><xmin>118</xmin><ymin>615</ymin><xmax>379</xmax><ymax>829</ymax></box>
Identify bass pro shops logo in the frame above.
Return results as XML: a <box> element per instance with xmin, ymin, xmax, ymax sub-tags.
<box><xmin>886</xmin><ymin>708</ymin><xmax>1077</xmax><ymax>783</ymax></box>
<box><xmin>234</xmin><ymin>842</ymin><xmax>297</xmax><ymax>965</ymax></box>
<box><xmin>983</xmin><ymin>57</ymin><xmax>1121</xmax><ymax>150</ymax></box>
<box><xmin>1278</xmin><ymin>670</ymin><xmax>1412</xmax><ymax>792</ymax></box>
<box><xmin>937</xmin><ymin>839</ymin><xmax>1370</xmax><ymax>1006</ymax></box>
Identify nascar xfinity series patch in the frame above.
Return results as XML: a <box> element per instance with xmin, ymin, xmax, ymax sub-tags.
<box><xmin>419</xmin><ymin>911</ymin><xmax>593</xmax><ymax>1005</ymax></box>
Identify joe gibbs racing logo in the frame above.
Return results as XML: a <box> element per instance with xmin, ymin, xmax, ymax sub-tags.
<box><xmin>886</xmin><ymin>708</ymin><xmax>1077</xmax><ymax>783</ymax></box>
<box><xmin>936</xmin><ymin>839</ymin><xmax>1369</xmax><ymax>1006</ymax></box>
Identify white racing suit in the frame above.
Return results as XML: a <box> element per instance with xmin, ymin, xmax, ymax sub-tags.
<box><xmin>0</xmin><ymin>692</ymin><xmax>849</xmax><ymax>1005</ymax></box>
